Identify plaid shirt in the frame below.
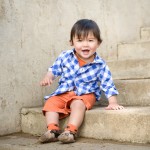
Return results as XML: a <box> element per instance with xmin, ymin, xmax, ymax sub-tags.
<box><xmin>44</xmin><ymin>49</ymin><xmax>118</xmax><ymax>101</ymax></box>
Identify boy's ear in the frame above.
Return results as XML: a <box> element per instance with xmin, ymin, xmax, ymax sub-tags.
<box><xmin>98</xmin><ymin>41</ymin><xmax>101</xmax><ymax>47</ymax></box>
<box><xmin>70</xmin><ymin>40</ymin><xmax>73</xmax><ymax>46</ymax></box>
<box><xmin>96</xmin><ymin>42</ymin><xmax>101</xmax><ymax>49</ymax></box>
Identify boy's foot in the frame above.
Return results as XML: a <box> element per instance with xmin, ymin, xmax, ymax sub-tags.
<box><xmin>39</xmin><ymin>130</ymin><xmax>61</xmax><ymax>143</ymax></box>
<box><xmin>58</xmin><ymin>130</ymin><xmax>76</xmax><ymax>143</ymax></box>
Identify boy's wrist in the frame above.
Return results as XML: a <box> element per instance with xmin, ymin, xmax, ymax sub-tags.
<box><xmin>108</xmin><ymin>95</ymin><xmax>117</xmax><ymax>104</ymax></box>
<box><xmin>46</xmin><ymin>71</ymin><xmax>55</xmax><ymax>80</ymax></box>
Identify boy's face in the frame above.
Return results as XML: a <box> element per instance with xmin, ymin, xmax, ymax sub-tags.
<box><xmin>71</xmin><ymin>32</ymin><xmax>100</xmax><ymax>62</ymax></box>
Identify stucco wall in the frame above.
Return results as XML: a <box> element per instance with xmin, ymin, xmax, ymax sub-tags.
<box><xmin>0</xmin><ymin>0</ymin><xmax>150</xmax><ymax>135</ymax></box>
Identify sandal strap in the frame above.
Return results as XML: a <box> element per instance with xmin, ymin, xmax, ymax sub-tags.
<box><xmin>50</xmin><ymin>130</ymin><xmax>61</xmax><ymax>138</ymax></box>
<box><xmin>63</xmin><ymin>130</ymin><xmax>77</xmax><ymax>138</ymax></box>
<box><xmin>65</xmin><ymin>124</ymin><xmax>78</xmax><ymax>134</ymax></box>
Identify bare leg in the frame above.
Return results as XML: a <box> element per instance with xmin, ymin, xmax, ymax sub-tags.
<box><xmin>39</xmin><ymin>111</ymin><xmax>60</xmax><ymax>143</ymax></box>
<box><xmin>45</xmin><ymin>111</ymin><xmax>59</xmax><ymax>126</ymax></box>
<box><xmin>68</xmin><ymin>100</ymin><xmax>86</xmax><ymax>128</ymax></box>
<box><xmin>58</xmin><ymin>100</ymin><xmax>86</xmax><ymax>143</ymax></box>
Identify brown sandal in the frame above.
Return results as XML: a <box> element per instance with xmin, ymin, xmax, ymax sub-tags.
<box><xmin>39</xmin><ymin>130</ymin><xmax>61</xmax><ymax>143</ymax></box>
<box><xmin>58</xmin><ymin>130</ymin><xmax>76</xmax><ymax>143</ymax></box>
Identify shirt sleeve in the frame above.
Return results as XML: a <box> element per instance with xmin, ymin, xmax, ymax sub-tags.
<box><xmin>48</xmin><ymin>52</ymin><xmax>64</xmax><ymax>77</ymax></box>
<box><xmin>99</xmin><ymin>63</ymin><xmax>119</xmax><ymax>99</ymax></box>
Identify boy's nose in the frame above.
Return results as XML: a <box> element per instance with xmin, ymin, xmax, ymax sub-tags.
<box><xmin>83</xmin><ymin>40</ymin><xmax>88</xmax><ymax>46</ymax></box>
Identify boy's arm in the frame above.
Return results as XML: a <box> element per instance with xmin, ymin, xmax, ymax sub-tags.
<box><xmin>99</xmin><ymin>63</ymin><xmax>124</xmax><ymax>110</ymax></box>
<box><xmin>40</xmin><ymin>51</ymin><xmax>65</xmax><ymax>86</ymax></box>
<box><xmin>40</xmin><ymin>71</ymin><xmax>55</xmax><ymax>86</ymax></box>
<box><xmin>105</xmin><ymin>95</ymin><xmax>124</xmax><ymax>110</ymax></box>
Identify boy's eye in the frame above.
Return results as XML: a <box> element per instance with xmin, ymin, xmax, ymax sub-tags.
<box><xmin>78</xmin><ymin>39</ymin><xmax>82</xmax><ymax>41</ymax></box>
<box><xmin>89</xmin><ymin>39</ymin><xmax>94</xmax><ymax>42</ymax></box>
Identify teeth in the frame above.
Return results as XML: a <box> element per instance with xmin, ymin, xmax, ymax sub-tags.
<box><xmin>82</xmin><ymin>50</ymin><xmax>89</xmax><ymax>55</ymax></box>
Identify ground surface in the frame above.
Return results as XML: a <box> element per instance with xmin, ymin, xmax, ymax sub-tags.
<box><xmin>0</xmin><ymin>133</ymin><xmax>150</xmax><ymax>150</ymax></box>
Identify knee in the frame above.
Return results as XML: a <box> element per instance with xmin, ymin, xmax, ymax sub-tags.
<box><xmin>70</xmin><ymin>100</ymin><xmax>86</xmax><ymax>110</ymax></box>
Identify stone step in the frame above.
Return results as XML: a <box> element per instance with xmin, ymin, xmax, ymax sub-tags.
<box><xmin>100</xmin><ymin>79</ymin><xmax>150</xmax><ymax>106</ymax></box>
<box><xmin>141</xmin><ymin>27</ymin><xmax>150</xmax><ymax>40</ymax></box>
<box><xmin>107</xmin><ymin>59</ymin><xmax>150</xmax><ymax>79</ymax></box>
<box><xmin>21</xmin><ymin>106</ymin><xmax>150</xmax><ymax>144</ymax></box>
<box><xmin>114</xmin><ymin>79</ymin><xmax>150</xmax><ymax>106</ymax></box>
<box><xmin>117</xmin><ymin>41</ymin><xmax>150</xmax><ymax>60</ymax></box>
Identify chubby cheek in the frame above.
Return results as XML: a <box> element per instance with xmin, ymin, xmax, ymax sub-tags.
<box><xmin>74</xmin><ymin>48</ymin><xmax>81</xmax><ymax>54</ymax></box>
<box><xmin>73</xmin><ymin>44</ymin><xmax>82</xmax><ymax>51</ymax></box>
<box><xmin>92</xmin><ymin>44</ymin><xmax>100</xmax><ymax>51</ymax></box>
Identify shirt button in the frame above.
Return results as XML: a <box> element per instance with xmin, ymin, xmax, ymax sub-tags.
<box><xmin>80</xmin><ymin>68</ymin><xmax>84</xmax><ymax>72</ymax></box>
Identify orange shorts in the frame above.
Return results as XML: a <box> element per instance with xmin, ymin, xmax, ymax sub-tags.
<box><xmin>42</xmin><ymin>91</ymin><xmax>96</xmax><ymax>119</ymax></box>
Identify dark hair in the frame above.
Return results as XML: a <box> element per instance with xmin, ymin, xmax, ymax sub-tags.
<box><xmin>70</xmin><ymin>19</ymin><xmax>102</xmax><ymax>44</ymax></box>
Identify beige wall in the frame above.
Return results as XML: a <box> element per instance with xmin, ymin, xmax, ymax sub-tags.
<box><xmin>0</xmin><ymin>0</ymin><xmax>150</xmax><ymax>135</ymax></box>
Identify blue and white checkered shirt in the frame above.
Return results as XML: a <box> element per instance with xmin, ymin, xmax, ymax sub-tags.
<box><xmin>44</xmin><ymin>49</ymin><xmax>118</xmax><ymax>101</ymax></box>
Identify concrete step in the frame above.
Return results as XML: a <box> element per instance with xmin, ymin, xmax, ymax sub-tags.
<box><xmin>117</xmin><ymin>41</ymin><xmax>150</xmax><ymax>60</ymax></box>
<box><xmin>21</xmin><ymin>106</ymin><xmax>150</xmax><ymax>144</ymax></box>
<box><xmin>101</xmin><ymin>79</ymin><xmax>150</xmax><ymax>106</ymax></box>
<box><xmin>114</xmin><ymin>79</ymin><xmax>150</xmax><ymax>106</ymax></box>
<box><xmin>107</xmin><ymin>59</ymin><xmax>150</xmax><ymax>79</ymax></box>
<box><xmin>1</xmin><ymin>133</ymin><xmax>150</xmax><ymax>150</ymax></box>
<box><xmin>141</xmin><ymin>27</ymin><xmax>150</xmax><ymax>40</ymax></box>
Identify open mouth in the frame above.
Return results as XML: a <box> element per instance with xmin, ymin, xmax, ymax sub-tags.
<box><xmin>82</xmin><ymin>49</ymin><xmax>90</xmax><ymax>55</ymax></box>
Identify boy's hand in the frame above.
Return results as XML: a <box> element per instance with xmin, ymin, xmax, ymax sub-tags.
<box><xmin>105</xmin><ymin>103</ymin><xmax>124</xmax><ymax>110</ymax></box>
<box><xmin>40</xmin><ymin>76</ymin><xmax>53</xmax><ymax>86</ymax></box>
<box><xmin>40</xmin><ymin>72</ymin><xmax>54</xmax><ymax>86</ymax></box>
<box><xmin>105</xmin><ymin>95</ymin><xmax>124</xmax><ymax>110</ymax></box>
